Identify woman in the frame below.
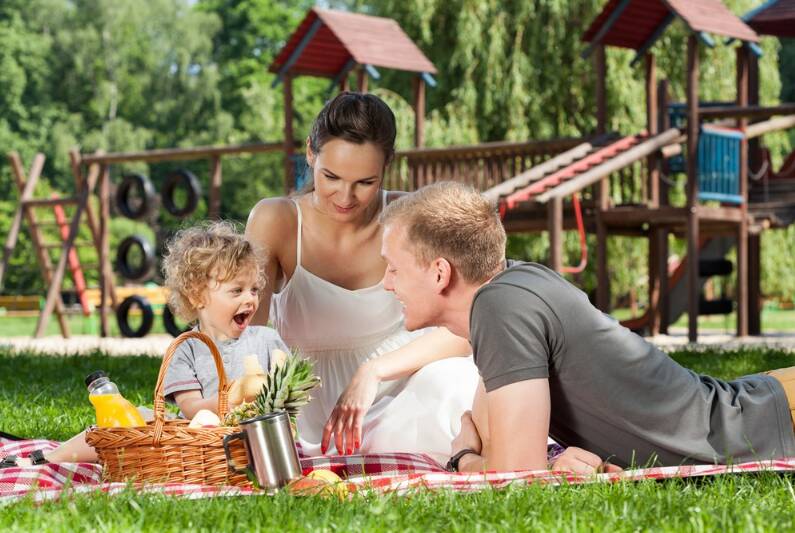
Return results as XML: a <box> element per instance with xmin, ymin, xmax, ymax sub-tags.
<box><xmin>246</xmin><ymin>92</ymin><xmax>479</xmax><ymax>463</ymax></box>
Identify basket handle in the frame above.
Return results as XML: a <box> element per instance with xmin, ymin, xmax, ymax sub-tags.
<box><xmin>152</xmin><ymin>330</ymin><xmax>229</xmax><ymax>444</ymax></box>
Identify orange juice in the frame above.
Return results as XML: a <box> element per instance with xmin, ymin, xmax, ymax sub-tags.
<box><xmin>89</xmin><ymin>393</ymin><xmax>146</xmax><ymax>427</ymax></box>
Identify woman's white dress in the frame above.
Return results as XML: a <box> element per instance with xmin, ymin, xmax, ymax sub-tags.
<box><xmin>270</xmin><ymin>194</ymin><xmax>480</xmax><ymax>464</ymax></box>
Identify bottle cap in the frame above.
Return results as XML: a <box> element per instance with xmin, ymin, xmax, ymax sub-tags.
<box><xmin>85</xmin><ymin>370</ymin><xmax>108</xmax><ymax>388</ymax></box>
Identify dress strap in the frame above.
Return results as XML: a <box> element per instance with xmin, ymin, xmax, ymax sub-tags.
<box><xmin>291</xmin><ymin>198</ymin><xmax>303</xmax><ymax>267</ymax></box>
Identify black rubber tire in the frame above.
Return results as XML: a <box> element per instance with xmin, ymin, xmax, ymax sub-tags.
<box><xmin>115</xmin><ymin>173</ymin><xmax>156</xmax><ymax>220</ymax></box>
<box><xmin>162</xmin><ymin>168</ymin><xmax>202</xmax><ymax>218</ymax></box>
<box><xmin>116</xmin><ymin>295</ymin><xmax>155</xmax><ymax>338</ymax></box>
<box><xmin>162</xmin><ymin>305</ymin><xmax>190</xmax><ymax>337</ymax></box>
<box><xmin>115</xmin><ymin>235</ymin><xmax>156</xmax><ymax>281</ymax></box>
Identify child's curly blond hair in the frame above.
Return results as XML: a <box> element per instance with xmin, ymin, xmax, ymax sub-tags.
<box><xmin>162</xmin><ymin>221</ymin><xmax>266</xmax><ymax>323</ymax></box>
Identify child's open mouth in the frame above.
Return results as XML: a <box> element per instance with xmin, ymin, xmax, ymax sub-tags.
<box><xmin>233</xmin><ymin>311</ymin><xmax>251</xmax><ymax>327</ymax></box>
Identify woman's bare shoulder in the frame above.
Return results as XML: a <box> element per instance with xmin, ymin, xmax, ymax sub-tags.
<box><xmin>245</xmin><ymin>196</ymin><xmax>297</xmax><ymax>244</ymax></box>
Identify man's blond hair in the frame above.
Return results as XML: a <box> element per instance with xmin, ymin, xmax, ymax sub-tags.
<box><xmin>381</xmin><ymin>181</ymin><xmax>506</xmax><ymax>284</ymax></box>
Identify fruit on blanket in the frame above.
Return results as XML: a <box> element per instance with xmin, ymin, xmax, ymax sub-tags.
<box><xmin>188</xmin><ymin>409</ymin><xmax>221</xmax><ymax>428</ymax></box>
<box><xmin>228</xmin><ymin>355</ymin><xmax>268</xmax><ymax>405</ymax></box>
<box><xmin>286</xmin><ymin>469</ymin><xmax>348</xmax><ymax>499</ymax></box>
<box><xmin>224</xmin><ymin>350</ymin><xmax>321</xmax><ymax>427</ymax></box>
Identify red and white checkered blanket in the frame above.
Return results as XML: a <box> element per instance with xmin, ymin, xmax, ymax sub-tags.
<box><xmin>3</xmin><ymin>437</ymin><xmax>795</xmax><ymax>503</ymax></box>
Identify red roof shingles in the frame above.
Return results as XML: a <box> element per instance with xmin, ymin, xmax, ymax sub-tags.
<box><xmin>746</xmin><ymin>0</ymin><xmax>795</xmax><ymax>38</ymax></box>
<box><xmin>583</xmin><ymin>0</ymin><xmax>759</xmax><ymax>51</ymax></box>
<box><xmin>269</xmin><ymin>8</ymin><xmax>436</xmax><ymax>78</ymax></box>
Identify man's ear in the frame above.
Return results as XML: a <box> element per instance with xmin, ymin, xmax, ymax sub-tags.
<box><xmin>305</xmin><ymin>137</ymin><xmax>315</xmax><ymax>168</ymax></box>
<box><xmin>433</xmin><ymin>257</ymin><xmax>453</xmax><ymax>294</ymax></box>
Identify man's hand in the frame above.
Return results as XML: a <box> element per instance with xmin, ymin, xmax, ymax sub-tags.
<box><xmin>321</xmin><ymin>361</ymin><xmax>380</xmax><ymax>455</ymax></box>
<box><xmin>550</xmin><ymin>447</ymin><xmax>623</xmax><ymax>474</ymax></box>
<box><xmin>451</xmin><ymin>410</ymin><xmax>482</xmax><ymax>457</ymax></box>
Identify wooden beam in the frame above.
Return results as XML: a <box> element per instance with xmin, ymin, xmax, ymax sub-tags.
<box><xmin>658</xmin><ymin>79</ymin><xmax>671</xmax><ymax>208</ymax></box>
<box><xmin>283</xmin><ymin>73</ymin><xmax>295</xmax><ymax>193</ymax></box>
<box><xmin>80</xmin><ymin>141</ymin><xmax>286</xmax><ymax>165</ymax></box>
<box><xmin>581</xmin><ymin>0</ymin><xmax>633</xmax><ymax>58</ymax></box>
<box><xmin>547</xmin><ymin>197</ymin><xmax>563</xmax><ymax>272</ymax></box>
<box><xmin>736</xmin><ymin>45</ymin><xmax>749</xmax><ymax>337</ymax></box>
<box><xmin>646</xmin><ymin>53</ymin><xmax>660</xmax><ymax>208</ymax></box>
<box><xmin>655</xmin><ymin>227</ymin><xmax>669</xmax><ymax>334</ymax></box>
<box><xmin>413</xmin><ymin>75</ymin><xmax>426</xmax><ymax>148</ymax></box>
<box><xmin>535</xmin><ymin>128</ymin><xmax>680</xmax><ymax>203</ymax></box>
<box><xmin>209</xmin><ymin>156</ymin><xmax>222</xmax><ymax>219</ymax></box>
<box><xmin>98</xmin><ymin>164</ymin><xmax>110</xmax><ymax>337</ymax></box>
<box><xmin>748</xmin><ymin>232</ymin><xmax>761</xmax><ymax>335</ymax></box>
<box><xmin>272</xmin><ymin>17</ymin><xmax>322</xmax><ymax>88</ymax></box>
<box><xmin>745</xmin><ymin>114</ymin><xmax>795</xmax><ymax>139</ymax></box>
<box><xmin>595</xmin><ymin>45</ymin><xmax>607</xmax><ymax>135</ymax></box>
<box><xmin>357</xmin><ymin>66</ymin><xmax>368</xmax><ymax>93</ymax></box>
<box><xmin>686</xmin><ymin>34</ymin><xmax>700</xmax><ymax>344</ymax></box>
<box><xmin>698</xmin><ymin>103</ymin><xmax>795</xmax><ymax>120</ymax></box>
<box><xmin>483</xmin><ymin>141</ymin><xmax>596</xmax><ymax>203</ymax></box>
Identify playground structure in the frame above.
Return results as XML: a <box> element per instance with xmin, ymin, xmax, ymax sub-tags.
<box><xmin>2</xmin><ymin>2</ymin><xmax>794</xmax><ymax>342</ymax></box>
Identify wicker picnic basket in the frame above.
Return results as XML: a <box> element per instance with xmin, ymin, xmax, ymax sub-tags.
<box><xmin>85</xmin><ymin>331</ymin><xmax>251</xmax><ymax>487</ymax></box>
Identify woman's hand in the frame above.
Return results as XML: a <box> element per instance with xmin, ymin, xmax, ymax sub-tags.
<box><xmin>321</xmin><ymin>360</ymin><xmax>380</xmax><ymax>455</ymax></box>
<box><xmin>549</xmin><ymin>446</ymin><xmax>623</xmax><ymax>474</ymax></box>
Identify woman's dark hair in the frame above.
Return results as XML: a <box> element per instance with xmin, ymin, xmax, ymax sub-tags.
<box><xmin>308</xmin><ymin>91</ymin><xmax>397</xmax><ymax>165</ymax></box>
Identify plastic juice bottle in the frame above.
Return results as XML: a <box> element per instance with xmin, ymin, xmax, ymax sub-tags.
<box><xmin>85</xmin><ymin>370</ymin><xmax>145</xmax><ymax>427</ymax></box>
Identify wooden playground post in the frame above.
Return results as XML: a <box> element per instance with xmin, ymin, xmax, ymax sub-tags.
<box><xmin>594</xmin><ymin>44</ymin><xmax>610</xmax><ymax>311</ymax></box>
<box><xmin>595</xmin><ymin>45</ymin><xmax>607</xmax><ymax>135</ymax></box>
<box><xmin>654</xmin><ymin>79</ymin><xmax>671</xmax><ymax>334</ymax></box>
<box><xmin>209</xmin><ymin>155</ymin><xmax>222</xmax><ymax>219</ymax></box>
<box><xmin>413</xmin><ymin>75</ymin><xmax>426</xmax><ymax>148</ymax></box>
<box><xmin>736</xmin><ymin>45</ymin><xmax>750</xmax><ymax>337</ymax></box>
<box><xmin>98</xmin><ymin>164</ymin><xmax>111</xmax><ymax>337</ymax></box>
<box><xmin>547</xmin><ymin>196</ymin><xmax>563</xmax><ymax>273</ymax></box>
<box><xmin>685</xmin><ymin>34</ymin><xmax>700</xmax><ymax>343</ymax></box>
<box><xmin>283</xmin><ymin>73</ymin><xmax>295</xmax><ymax>193</ymax></box>
<box><xmin>645</xmin><ymin>53</ymin><xmax>662</xmax><ymax>334</ymax></box>
<box><xmin>357</xmin><ymin>66</ymin><xmax>368</xmax><ymax>93</ymax></box>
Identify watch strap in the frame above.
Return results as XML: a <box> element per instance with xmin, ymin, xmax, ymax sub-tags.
<box><xmin>446</xmin><ymin>448</ymin><xmax>478</xmax><ymax>472</ymax></box>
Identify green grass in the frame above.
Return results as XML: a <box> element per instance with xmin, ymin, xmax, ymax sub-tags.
<box><xmin>2</xmin><ymin>347</ymin><xmax>795</xmax><ymax>531</ymax></box>
<box><xmin>0</xmin><ymin>311</ymin><xmax>171</xmax><ymax>338</ymax></box>
<box><xmin>609</xmin><ymin>307</ymin><xmax>795</xmax><ymax>333</ymax></box>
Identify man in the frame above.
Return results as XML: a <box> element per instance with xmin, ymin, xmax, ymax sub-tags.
<box><xmin>380</xmin><ymin>181</ymin><xmax>795</xmax><ymax>473</ymax></box>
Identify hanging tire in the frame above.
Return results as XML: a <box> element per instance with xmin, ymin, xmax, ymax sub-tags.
<box><xmin>162</xmin><ymin>168</ymin><xmax>202</xmax><ymax>218</ymax></box>
<box><xmin>116</xmin><ymin>235</ymin><xmax>156</xmax><ymax>281</ymax></box>
<box><xmin>115</xmin><ymin>173</ymin><xmax>156</xmax><ymax>220</ymax></box>
<box><xmin>162</xmin><ymin>304</ymin><xmax>190</xmax><ymax>337</ymax></box>
<box><xmin>116</xmin><ymin>295</ymin><xmax>154</xmax><ymax>338</ymax></box>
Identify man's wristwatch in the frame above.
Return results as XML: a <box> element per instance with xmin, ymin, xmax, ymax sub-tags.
<box><xmin>446</xmin><ymin>448</ymin><xmax>478</xmax><ymax>472</ymax></box>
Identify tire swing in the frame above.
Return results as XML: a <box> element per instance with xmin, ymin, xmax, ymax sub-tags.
<box><xmin>116</xmin><ymin>295</ymin><xmax>155</xmax><ymax>338</ymax></box>
<box><xmin>116</xmin><ymin>235</ymin><xmax>156</xmax><ymax>281</ymax></box>
<box><xmin>162</xmin><ymin>304</ymin><xmax>190</xmax><ymax>337</ymax></box>
<box><xmin>115</xmin><ymin>173</ymin><xmax>156</xmax><ymax>220</ymax></box>
<box><xmin>162</xmin><ymin>169</ymin><xmax>202</xmax><ymax>218</ymax></box>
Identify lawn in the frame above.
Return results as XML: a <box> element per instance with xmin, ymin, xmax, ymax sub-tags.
<box><xmin>2</xmin><ymin>346</ymin><xmax>795</xmax><ymax>531</ymax></box>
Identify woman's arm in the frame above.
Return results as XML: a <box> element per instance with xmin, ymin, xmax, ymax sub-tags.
<box><xmin>321</xmin><ymin>327</ymin><xmax>471</xmax><ymax>454</ymax></box>
<box><xmin>245</xmin><ymin>198</ymin><xmax>293</xmax><ymax>326</ymax></box>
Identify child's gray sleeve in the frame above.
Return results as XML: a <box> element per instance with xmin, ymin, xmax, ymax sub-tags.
<box><xmin>162</xmin><ymin>341</ymin><xmax>202</xmax><ymax>402</ymax></box>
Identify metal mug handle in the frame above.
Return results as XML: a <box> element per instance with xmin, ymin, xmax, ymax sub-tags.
<box><xmin>223</xmin><ymin>432</ymin><xmax>248</xmax><ymax>474</ymax></box>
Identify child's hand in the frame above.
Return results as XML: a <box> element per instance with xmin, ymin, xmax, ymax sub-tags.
<box><xmin>228</xmin><ymin>379</ymin><xmax>245</xmax><ymax>407</ymax></box>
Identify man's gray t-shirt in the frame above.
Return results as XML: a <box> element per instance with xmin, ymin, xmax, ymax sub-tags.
<box><xmin>163</xmin><ymin>325</ymin><xmax>288</xmax><ymax>403</ymax></box>
<box><xmin>470</xmin><ymin>261</ymin><xmax>795</xmax><ymax>467</ymax></box>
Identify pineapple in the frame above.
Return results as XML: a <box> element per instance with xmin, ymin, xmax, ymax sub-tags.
<box><xmin>224</xmin><ymin>350</ymin><xmax>320</xmax><ymax>427</ymax></box>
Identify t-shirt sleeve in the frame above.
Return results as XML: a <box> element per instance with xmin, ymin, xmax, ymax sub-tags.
<box><xmin>470</xmin><ymin>283</ymin><xmax>563</xmax><ymax>392</ymax></box>
<box><xmin>162</xmin><ymin>341</ymin><xmax>202</xmax><ymax>402</ymax></box>
<box><xmin>252</xmin><ymin>326</ymin><xmax>290</xmax><ymax>372</ymax></box>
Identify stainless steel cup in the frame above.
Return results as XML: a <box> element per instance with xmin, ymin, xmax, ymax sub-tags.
<box><xmin>223</xmin><ymin>411</ymin><xmax>302</xmax><ymax>491</ymax></box>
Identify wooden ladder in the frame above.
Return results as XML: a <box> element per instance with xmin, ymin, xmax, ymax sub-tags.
<box><xmin>0</xmin><ymin>151</ymin><xmax>117</xmax><ymax>338</ymax></box>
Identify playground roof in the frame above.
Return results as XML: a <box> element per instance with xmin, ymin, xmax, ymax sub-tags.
<box><xmin>269</xmin><ymin>8</ymin><xmax>437</xmax><ymax>83</ymax></box>
<box><xmin>583</xmin><ymin>0</ymin><xmax>759</xmax><ymax>56</ymax></box>
<box><xmin>744</xmin><ymin>0</ymin><xmax>795</xmax><ymax>38</ymax></box>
